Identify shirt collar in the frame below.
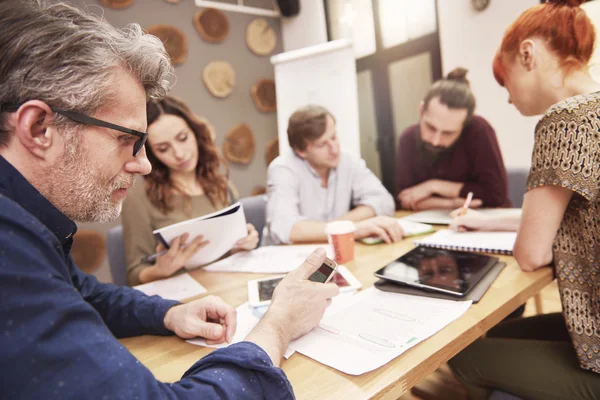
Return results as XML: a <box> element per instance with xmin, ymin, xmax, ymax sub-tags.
<box><xmin>296</xmin><ymin>154</ymin><xmax>337</xmax><ymax>180</ymax></box>
<box><xmin>0</xmin><ymin>156</ymin><xmax>77</xmax><ymax>244</ymax></box>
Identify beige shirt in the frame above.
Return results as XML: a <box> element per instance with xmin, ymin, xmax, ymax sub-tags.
<box><xmin>527</xmin><ymin>92</ymin><xmax>600</xmax><ymax>373</ymax></box>
<box><xmin>121</xmin><ymin>180</ymin><xmax>231</xmax><ymax>286</ymax></box>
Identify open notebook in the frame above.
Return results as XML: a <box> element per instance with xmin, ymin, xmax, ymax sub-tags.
<box><xmin>153</xmin><ymin>202</ymin><xmax>247</xmax><ymax>269</ymax></box>
<box><xmin>360</xmin><ymin>220</ymin><xmax>434</xmax><ymax>245</ymax></box>
<box><xmin>414</xmin><ymin>229</ymin><xmax>517</xmax><ymax>255</ymax></box>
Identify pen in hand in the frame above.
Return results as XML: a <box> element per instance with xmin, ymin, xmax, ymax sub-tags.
<box><xmin>139</xmin><ymin>249</ymin><xmax>168</xmax><ymax>265</ymax></box>
<box><xmin>458</xmin><ymin>192</ymin><xmax>473</xmax><ymax>216</ymax></box>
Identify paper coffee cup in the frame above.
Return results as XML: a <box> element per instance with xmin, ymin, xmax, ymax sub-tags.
<box><xmin>325</xmin><ymin>221</ymin><xmax>356</xmax><ymax>264</ymax></box>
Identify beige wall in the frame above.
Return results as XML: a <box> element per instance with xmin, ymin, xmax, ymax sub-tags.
<box><xmin>67</xmin><ymin>0</ymin><xmax>282</xmax><ymax>283</ymax></box>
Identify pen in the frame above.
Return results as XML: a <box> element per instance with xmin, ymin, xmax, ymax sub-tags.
<box><xmin>458</xmin><ymin>192</ymin><xmax>473</xmax><ymax>216</ymax></box>
<box><xmin>140</xmin><ymin>249</ymin><xmax>168</xmax><ymax>264</ymax></box>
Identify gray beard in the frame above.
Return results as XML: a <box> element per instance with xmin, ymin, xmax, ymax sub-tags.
<box><xmin>36</xmin><ymin>146</ymin><xmax>133</xmax><ymax>223</ymax></box>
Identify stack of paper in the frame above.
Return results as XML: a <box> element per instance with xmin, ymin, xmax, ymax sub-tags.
<box><xmin>204</xmin><ymin>245</ymin><xmax>333</xmax><ymax>273</ymax></box>
<box><xmin>289</xmin><ymin>288</ymin><xmax>471</xmax><ymax>375</ymax></box>
<box><xmin>402</xmin><ymin>208</ymin><xmax>522</xmax><ymax>225</ymax></box>
<box><xmin>133</xmin><ymin>272</ymin><xmax>207</xmax><ymax>301</ymax></box>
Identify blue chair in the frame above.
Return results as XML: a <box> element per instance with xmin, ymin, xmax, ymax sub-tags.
<box><xmin>239</xmin><ymin>195</ymin><xmax>267</xmax><ymax>246</ymax></box>
<box><xmin>506</xmin><ymin>167</ymin><xmax>529</xmax><ymax>208</ymax></box>
<box><xmin>490</xmin><ymin>390</ymin><xmax>523</xmax><ymax>400</ymax></box>
<box><xmin>106</xmin><ymin>225</ymin><xmax>127</xmax><ymax>286</ymax></box>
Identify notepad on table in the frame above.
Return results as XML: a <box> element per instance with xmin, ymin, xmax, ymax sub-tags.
<box><xmin>414</xmin><ymin>229</ymin><xmax>517</xmax><ymax>255</ymax></box>
<box><xmin>153</xmin><ymin>202</ymin><xmax>247</xmax><ymax>269</ymax></box>
<box><xmin>360</xmin><ymin>219</ymin><xmax>434</xmax><ymax>245</ymax></box>
<box><xmin>402</xmin><ymin>208</ymin><xmax>522</xmax><ymax>225</ymax></box>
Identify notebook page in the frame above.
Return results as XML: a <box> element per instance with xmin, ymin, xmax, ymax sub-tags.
<box><xmin>414</xmin><ymin>229</ymin><xmax>517</xmax><ymax>253</ymax></box>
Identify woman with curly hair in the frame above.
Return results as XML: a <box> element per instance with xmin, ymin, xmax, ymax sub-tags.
<box><xmin>122</xmin><ymin>96</ymin><xmax>258</xmax><ymax>285</ymax></box>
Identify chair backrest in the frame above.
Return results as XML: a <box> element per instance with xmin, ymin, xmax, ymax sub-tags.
<box><xmin>106</xmin><ymin>225</ymin><xmax>127</xmax><ymax>286</ymax></box>
<box><xmin>506</xmin><ymin>167</ymin><xmax>529</xmax><ymax>208</ymax></box>
<box><xmin>239</xmin><ymin>195</ymin><xmax>267</xmax><ymax>246</ymax></box>
<box><xmin>71</xmin><ymin>229</ymin><xmax>106</xmax><ymax>274</ymax></box>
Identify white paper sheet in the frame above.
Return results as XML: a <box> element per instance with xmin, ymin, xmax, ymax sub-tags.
<box><xmin>289</xmin><ymin>288</ymin><xmax>471</xmax><ymax>375</ymax></box>
<box><xmin>186</xmin><ymin>292</ymin><xmax>358</xmax><ymax>358</ymax></box>
<box><xmin>402</xmin><ymin>208</ymin><xmax>522</xmax><ymax>226</ymax></box>
<box><xmin>153</xmin><ymin>202</ymin><xmax>248</xmax><ymax>269</ymax></box>
<box><xmin>204</xmin><ymin>245</ymin><xmax>333</xmax><ymax>273</ymax></box>
<box><xmin>133</xmin><ymin>272</ymin><xmax>207</xmax><ymax>301</ymax></box>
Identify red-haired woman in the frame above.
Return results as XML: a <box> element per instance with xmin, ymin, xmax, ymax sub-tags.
<box><xmin>122</xmin><ymin>97</ymin><xmax>258</xmax><ymax>286</ymax></box>
<box><xmin>449</xmin><ymin>0</ymin><xmax>600</xmax><ymax>397</ymax></box>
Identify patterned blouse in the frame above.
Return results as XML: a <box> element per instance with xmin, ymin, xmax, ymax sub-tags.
<box><xmin>527</xmin><ymin>92</ymin><xmax>600</xmax><ymax>373</ymax></box>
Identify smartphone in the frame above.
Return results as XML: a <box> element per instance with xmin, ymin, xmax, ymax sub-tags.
<box><xmin>247</xmin><ymin>257</ymin><xmax>338</xmax><ymax>307</ymax></box>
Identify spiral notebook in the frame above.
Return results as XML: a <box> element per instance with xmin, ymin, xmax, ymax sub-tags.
<box><xmin>414</xmin><ymin>229</ymin><xmax>517</xmax><ymax>255</ymax></box>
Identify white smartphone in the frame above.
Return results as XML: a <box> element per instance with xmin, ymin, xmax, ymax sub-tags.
<box><xmin>247</xmin><ymin>257</ymin><xmax>339</xmax><ymax>307</ymax></box>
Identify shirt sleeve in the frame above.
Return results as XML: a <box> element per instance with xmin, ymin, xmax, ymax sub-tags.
<box><xmin>458</xmin><ymin>117</ymin><xmax>510</xmax><ymax>207</ymax></box>
<box><xmin>266</xmin><ymin>159</ymin><xmax>306</xmax><ymax>244</ymax></box>
<box><xmin>122</xmin><ymin>183</ymin><xmax>157</xmax><ymax>286</ymax></box>
<box><xmin>351</xmin><ymin>158</ymin><xmax>395</xmax><ymax>217</ymax></box>
<box><xmin>0</xmin><ymin>207</ymin><xmax>294</xmax><ymax>400</ymax></box>
<box><xmin>527</xmin><ymin>113</ymin><xmax>598</xmax><ymax>202</ymax></box>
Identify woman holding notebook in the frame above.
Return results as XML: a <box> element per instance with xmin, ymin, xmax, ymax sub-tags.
<box><xmin>449</xmin><ymin>0</ymin><xmax>600</xmax><ymax>398</ymax></box>
<box><xmin>122</xmin><ymin>97</ymin><xmax>259</xmax><ymax>285</ymax></box>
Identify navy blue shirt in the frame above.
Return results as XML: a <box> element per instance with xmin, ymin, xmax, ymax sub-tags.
<box><xmin>0</xmin><ymin>156</ymin><xmax>294</xmax><ymax>399</ymax></box>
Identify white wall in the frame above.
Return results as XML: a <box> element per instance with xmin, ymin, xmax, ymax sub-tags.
<box><xmin>437</xmin><ymin>0</ymin><xmax>539</xmax><ymax>171</ymax></box>
<box><xmin>281</xmin><ymin>0</ymin><xmax>328</xmax><ymax>51</ymax></box>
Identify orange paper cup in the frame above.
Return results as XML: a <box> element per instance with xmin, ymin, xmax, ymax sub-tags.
<box><xmin>325</xmin><ymin>221</ymin><xmax>356</xmax><ymax>264</ymax></box>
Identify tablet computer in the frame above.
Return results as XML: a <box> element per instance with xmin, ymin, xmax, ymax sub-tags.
<box><xmin>374</xmin><ymin>246</ymin><xmax>498</xmax><ymax>296</ymax></box>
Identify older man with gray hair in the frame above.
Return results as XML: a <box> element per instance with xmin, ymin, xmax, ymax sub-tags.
<box><xmin>0</xmin><ymin>1</ymin><xmax>337</xmax><ymax>399</ymax></box>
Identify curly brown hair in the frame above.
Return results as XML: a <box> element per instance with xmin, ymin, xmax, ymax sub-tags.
<box><xmin>145</xmin><ymin>96</ymin><xmax>229</xmax><ymax>214</ymax></box>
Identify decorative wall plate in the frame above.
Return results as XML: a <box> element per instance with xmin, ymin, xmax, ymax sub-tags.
<box><xmin>99</xmin><ymin>0</ymin><xmax>134</xmax><ymax>9</ymax></box>
<box><xmin>193</xmin><ymin>8</ymin><xmax>230</xmax><ymax>43</ymax></box>
<box><xmin>265</xmin><ymin>137</ymin><xmax>279</xmax><ymax>166</ymax></box>
<box><xmin>146</xmin><ymin>25</ymin><xmax>188</xmax><ymax>65</ymax></box>
<box><xmin>251</xmin><ymin>79</ymin><xmax>276</xmax><ymax>112</ymax></box>
<box><xmin>246</xmin><ymin>18</ymin><xmax>277</xmax><ymax>56</ymax></box>
<box><xmin>202</xmin><ymin>61</ymin><xmax>235</xmax><ymax>98</ymax></box>
<box><xmin>223</xmin><ymin>124</ymin><xmax>255</xmax><ymax>165</ymax></box>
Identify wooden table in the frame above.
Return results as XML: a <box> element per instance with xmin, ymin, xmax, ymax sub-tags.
<box><xmin>121</xmin><ymin>219</ymin><xmax>554</xmax><ymax>399</ymax></box>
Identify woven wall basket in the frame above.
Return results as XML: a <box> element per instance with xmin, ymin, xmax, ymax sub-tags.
<box><xmin>202</xmin><ymin>61</ymin><xmax>235</xmax><ymax>98</ymax></box>
<box><xmin>99</xmin><ymin>0</ymin><xmax>133</xmax><ymax>9</ymax></box>
<box><xmin>246</xmin><ymin>18</ymin><xmax>277</xmax><ymax>56</ymax></box>
<box><xmin>251</xmin><ymin>79</ymin><xmax>276</xmax><ymax>112</ymax></box>
<box><xmin>194</xmin><ymin>8</ymin><xmax>230</xmax><ymax>43</ymax></box>
<box><xmin>146</xmin><ymin>25</ymin><xmax>188</xmax><ymax>65</ymax></box>
<box><xmin>223</xmin><ymin>124</ymin><xmax>255</xmax><ymax>165</ymax></box>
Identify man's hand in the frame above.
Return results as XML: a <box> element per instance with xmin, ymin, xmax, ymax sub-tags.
<box><xmin>164</xmin><ymin>295</ymin><xmax>237</xmax><ymax>344</ymax></box>
<box><xmin>354</xmin><ymin>216</ymin><xmax>404</xmax><ymax>243</ymax></box>
<box><xmin>398</xmin><ymin>181</ymin><xmax>435</xmax><ymax>210</ymax></box>
<box><xmin>245</xmin><ymin>248</ymin><xmax>339</xmax><ymax>365</ymax></box>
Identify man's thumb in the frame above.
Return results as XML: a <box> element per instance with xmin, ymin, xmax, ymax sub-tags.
<box><xmin>198</xmin><ymin>322</ymin><xmax>224</xmax><ymax>340</ymax></box>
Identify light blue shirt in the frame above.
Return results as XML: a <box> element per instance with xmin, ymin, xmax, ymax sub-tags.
<box><xmin>265</xmin><ymin>151</ymin><xmax>395</xmax><ymax>244</ymax></box>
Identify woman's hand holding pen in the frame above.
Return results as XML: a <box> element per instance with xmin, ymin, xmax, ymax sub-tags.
<box><xmin>139</xmin><ymin>233</ymin><xmax>209</xmax><ymax>283</ymax></box>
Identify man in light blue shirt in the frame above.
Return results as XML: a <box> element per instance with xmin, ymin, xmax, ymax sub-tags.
<box><xmin>266</xmin><ymin>105</ymin><xmax>403</xmax><ymax>245</ymax></box>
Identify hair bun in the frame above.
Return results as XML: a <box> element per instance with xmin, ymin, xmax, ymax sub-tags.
<box><xmin>547</xmin><ymin>0</ymin><xmax>586</xmax><ymax>8</ymax></box>
<box><xmin>446</xmin><ymin>67</ymin><xmax>470</xmax><ymax>86</ymax></box>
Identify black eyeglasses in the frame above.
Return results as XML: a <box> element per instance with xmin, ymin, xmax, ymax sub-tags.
<box><xmin>0</xmin><ymin>104</ymin><xmax>148</xmax><ymax>156</ymax></box>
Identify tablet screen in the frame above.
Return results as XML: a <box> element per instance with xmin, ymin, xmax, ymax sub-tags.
<box><xmin>374</xmin><ymin>246</ymin><xmax>497</xmax><ymax>295</ymax></box>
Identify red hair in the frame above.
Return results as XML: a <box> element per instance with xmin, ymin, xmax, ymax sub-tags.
<box><xmin>493</xmin><ymin>0</ymin><xmax>595</xmax><ymax>86</ymax></box>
